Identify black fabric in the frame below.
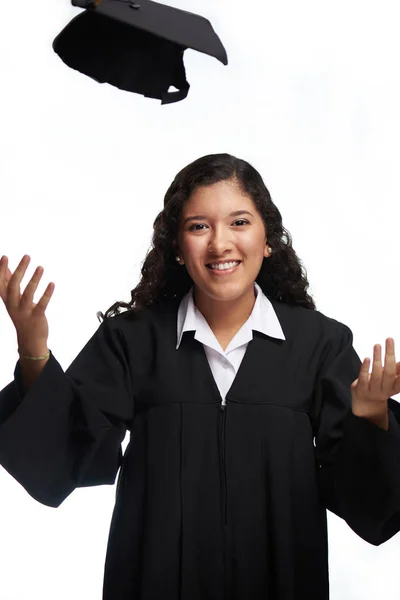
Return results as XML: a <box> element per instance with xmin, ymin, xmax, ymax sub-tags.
<box><xmin>53</xmin><ymin>11</ymin><xmax>190</xmax><ymax>104</ymax></box>
<box><xmin>1</xmin><ymin>297</ymin><xmax>400</xmax><ymax>599</ymax></box>
<box><xmin>91</xmin><ymin>0</ymin><xmax>228</xmax><ymax>64</ymax></box>
<box><xmin>53</xmin><ymin>0</ymin><xmax>228</xmax><ymax>104</ymax></box>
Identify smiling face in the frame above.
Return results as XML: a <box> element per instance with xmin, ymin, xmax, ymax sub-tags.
<box><xmin>176</xmin><ymin>179</ymin><xmax>271</xmax><ymax>308</ymax></box>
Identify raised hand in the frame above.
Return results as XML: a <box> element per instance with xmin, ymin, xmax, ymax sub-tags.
<box><xmin>0</xmin><ymin>255</ymin><xmax>54</xmax><ymax>355</ymax></box>
<box><xmin>351</xmin><ymin>338</ymin><xmax>400</xmax><ymax>429</ymax></box>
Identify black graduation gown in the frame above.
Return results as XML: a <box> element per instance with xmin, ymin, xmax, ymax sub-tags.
<box><xmin>1</xmin><ymin>296</ymin><xmax>400</xmax><ymax>600</ymax></box>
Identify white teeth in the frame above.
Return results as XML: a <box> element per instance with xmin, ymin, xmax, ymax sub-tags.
<box><xmin>209</xmin><ymin>261</ymin><xmax>240</xmax><ymax>271</ymax></box>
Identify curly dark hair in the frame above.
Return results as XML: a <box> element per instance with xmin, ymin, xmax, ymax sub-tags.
<box><xmin>96</xmin><ymin>153</ymin><xmax>316</xmax><ymax>322</ymax></box>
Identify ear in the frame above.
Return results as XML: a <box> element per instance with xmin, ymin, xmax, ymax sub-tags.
<box><xmin>173</xmin><ymin>242</ymin><xmax>184</xmax><ymax>264</ymax></box>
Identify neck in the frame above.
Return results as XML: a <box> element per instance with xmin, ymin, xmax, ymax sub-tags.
<box><xmin>193</xmin><ymin>285</ymin><xmax>257</xmax><ymax>334</ymax></box>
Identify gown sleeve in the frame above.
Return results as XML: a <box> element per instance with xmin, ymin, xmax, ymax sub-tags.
<box><xmin>312</xmin><ymin>322</ymin><xmax>400</xmax><ymax>546</ymax></box>
<box><xmin>0</xmin><ymin>317</ymin><xmax>134</xmax><ymax>509</ymax></box>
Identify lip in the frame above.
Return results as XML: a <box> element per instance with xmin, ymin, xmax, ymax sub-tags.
<box><xmin>206</xmin><ymin>261</ymin><xmax>242</xmax><ymax>276</ymax></box>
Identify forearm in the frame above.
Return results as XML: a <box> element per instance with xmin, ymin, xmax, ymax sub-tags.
<box><xmin>17</xmin><ymin>343</ymin><xmax>50</xmax><ymax>394</ymax></box>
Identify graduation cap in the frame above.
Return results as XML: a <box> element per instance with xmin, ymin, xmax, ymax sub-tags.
<box><xmin>53</xmin><ymin>0</ymin><xmax>228</xmax><ymax>104</ymax></box>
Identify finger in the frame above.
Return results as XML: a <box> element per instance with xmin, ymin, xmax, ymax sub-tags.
<box><xmin>0</xmin><ymin>256</ymin><xmax>9</xmax><ymax>301</ymax></box>
<box><xmin>34</xmin><ymin>282</ymin><xmax>55</xmax><ymax>315</ymax></box>
<box><xmin>0</xmin><ymin>266</ymin><xmax>14</xmax><ymax>302</ymax></box>
<box><xmin>357</xmin><ymin>356</ymin><xmax>371</xmax><ymax>394</ymax></box>
<box><xmin>0</xmin><ymin>255</ymin><xmax>10</xmax><ymax>279</ymax></box>
<box><xmin>369</xmin><ymin>343</ymin><xmax>383</xmax><ymax>396</ymax></box>
<box><xmin>0</xmin><ymin>259</ymin><xmax>13</xmax><ymax>287</ymax></box>
<box><xmin>7</xmin><ymin>255</ymin><xmax>30</xmax><ymax>310</ymax></box>
<box><xmin>393</xmin><ymin>371</ymin><xmax>400</xmax><ymax>394</ymax></box>
<box><xmin>20</xmin><ymin>266</ymin><xmax>44</xmax><ymax>307</ymax></box>
<box><xmin>382</xmin><ymin>338</ymin><xmax>397</xmax><ymax>396</ymax></box>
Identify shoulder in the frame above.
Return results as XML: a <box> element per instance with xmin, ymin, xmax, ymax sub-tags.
<box><xmin>269</xmin><ymin>296</ymin><xmax>352</xmax><ymax>343</ymax></box>
<box><xmin>103</xmin><ymin>298</ymin><xmax>180</xmax><ymax>338</ymax></box>
<box><xmin>96</xmin><ymin>301</ymin><xmax>179</xmax><ymax>371</ymax></box>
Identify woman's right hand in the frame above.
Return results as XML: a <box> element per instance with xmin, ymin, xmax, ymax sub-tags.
<box><xmin>0</xmin><ymin>255</ymin><xmax>55</xmax><ymax>355</ymax></box>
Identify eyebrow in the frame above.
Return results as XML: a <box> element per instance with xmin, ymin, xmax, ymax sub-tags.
<box><xmin>183</xmin><ymin>210</ymin><xmax>254</xmax><ymax>226</ymax></box>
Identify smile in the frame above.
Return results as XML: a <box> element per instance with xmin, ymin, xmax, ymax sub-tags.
<box><xmin>206</xmin><ymin>261</ymin><xmax>241</xmax><ymax>275</ymax></box>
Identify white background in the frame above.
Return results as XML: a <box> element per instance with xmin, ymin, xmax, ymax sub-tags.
<box><xmin>1</xmin><ymin>0</ymin><xmax>400</xmax><ymax>598</ymax></box>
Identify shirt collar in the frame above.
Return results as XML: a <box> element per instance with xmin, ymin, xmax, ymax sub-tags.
<box><xmin>176</xmin><ymin>281</ymin><xmax>286</xmax><ymax>350</ymax></box>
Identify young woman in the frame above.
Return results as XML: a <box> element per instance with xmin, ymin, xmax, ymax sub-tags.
<box><xmin>1</xmin><ymin>153</ymin><xmax>400</xmax><ymax>600</ymax></box>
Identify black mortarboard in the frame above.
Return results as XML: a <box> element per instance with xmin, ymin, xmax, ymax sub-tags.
<box><xmin>53</xmin><ymin>0</ymin><xmax>228</xmax><ymax>104</ymax></box>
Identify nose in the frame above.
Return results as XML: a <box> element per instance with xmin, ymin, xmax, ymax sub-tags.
<box><xmin>207</xmin><ymin>225</ymin><xmax>234</xmax><ymax>255</ymax></box>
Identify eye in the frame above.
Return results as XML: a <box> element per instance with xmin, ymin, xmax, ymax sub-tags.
<box><xmin>188</xmin><ymin>220</ymin><xmax>249</xmax><ymax>232</ymax></box>
<box><xmin>188</xmin><ymin>223</ymin><xmax>207</xmax><ymax>231</ymax></box>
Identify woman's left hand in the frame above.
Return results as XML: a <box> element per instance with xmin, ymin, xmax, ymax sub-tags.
<box><xmin>351</xmin><ymin>338</ymin><xmax>400</xmax><ymax>430</ymax></box>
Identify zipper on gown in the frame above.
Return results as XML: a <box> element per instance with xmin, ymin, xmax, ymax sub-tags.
<box><xmin>220</xmin><ymin>402</ymin><xmax>228</xmax><ymax>600</ymax></box>
<box><xmin>221</xmin><ymin>403</ymin><xmax>227</xmax><ymax>528</ymax></box>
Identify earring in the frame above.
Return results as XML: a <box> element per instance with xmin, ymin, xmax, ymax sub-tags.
<box><xmin>176</xmin><ymin>256</ymin><xmax>180</xmax><ymax>262</ymax></box>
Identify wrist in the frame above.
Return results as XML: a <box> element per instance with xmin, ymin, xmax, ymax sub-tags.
<box><xmin>18</xmin><ymin>347</ymin><xmax>50</xmax><ymax>359</ymax></box>
<box><xmin>352</xmin><ymin>406</ymin><xmax>389</xmax><ymax>431</ymax></box>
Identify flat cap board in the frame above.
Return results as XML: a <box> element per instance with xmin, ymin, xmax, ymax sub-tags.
<box><xmin>53</xmin><ymin>0</ymin><xmax>228</xmax><ymax>103</ymax></box>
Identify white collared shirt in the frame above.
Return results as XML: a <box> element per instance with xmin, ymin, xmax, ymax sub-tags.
<box><xmin>176</xmin><ymin>282</ymin><xmax>286</xmax><ymax>405</ymax></box>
